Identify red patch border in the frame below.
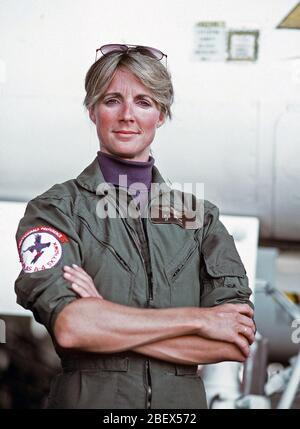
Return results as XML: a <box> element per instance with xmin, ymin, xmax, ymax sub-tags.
<box><xmin>18</xmin><ymin>226</ymin><xmax>69</xmax><ymax>251</ymax></box>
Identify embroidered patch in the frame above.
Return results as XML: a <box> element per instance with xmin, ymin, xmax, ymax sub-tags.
<box><xmin>18</xmin><ymin>226</ymin><xmax>69</xmax><ymax>273</ymax></box>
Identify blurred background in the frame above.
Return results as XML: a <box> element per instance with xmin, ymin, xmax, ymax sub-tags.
<box><xmin>0</xmin><ymin>0</ymin><xmax>300</xmax><ymax>409</ymax></box>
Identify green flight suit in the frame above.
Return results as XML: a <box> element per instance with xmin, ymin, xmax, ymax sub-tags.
<box><xmin>15</xmin><ymin>157</ymin><xmax>253</xmax><ymax>409</ymax></box>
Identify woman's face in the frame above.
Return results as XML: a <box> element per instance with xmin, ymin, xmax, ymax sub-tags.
<box><xmin>89</xmin><ymin>67</ymin><xmax>165</xmax><ymax>161</ymax></box>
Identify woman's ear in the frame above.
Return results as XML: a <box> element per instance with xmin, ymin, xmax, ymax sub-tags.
<box><xmin>89</xmin><ymin>107</ymin><xmax>96</xmax><ymax>124</ymax></box>
<box><xmin>157</xmin><ymin>111</ymin><xmax>166</xmax><ymax>128</ymax></box>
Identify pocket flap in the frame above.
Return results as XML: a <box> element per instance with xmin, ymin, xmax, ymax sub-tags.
<box><xmin>202</xmin><ymin>232</ymin><xmax>246</xmax><ymax>278</ymax></box>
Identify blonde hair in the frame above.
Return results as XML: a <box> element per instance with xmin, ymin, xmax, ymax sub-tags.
<box><xmin>84</xmin><ymin>51</ymin><xmax>174</xmax><ymax>120</ymax></box>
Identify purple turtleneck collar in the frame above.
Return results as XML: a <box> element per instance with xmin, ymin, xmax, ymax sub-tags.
<box><xmin>97</xmin><ymin>151</ymin><xmax>155</xmax><ymax>190</ymax></box>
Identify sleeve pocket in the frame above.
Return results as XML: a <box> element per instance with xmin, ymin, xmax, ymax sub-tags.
<box><xmin>200</xmin><ymin>232</ymin><xmax>252</xmax><ymax>308</ymax></box>
<box><xmin>202</xmin><ymin>232</ymin><xmax>246</xmax><ymax>278</ymax></box>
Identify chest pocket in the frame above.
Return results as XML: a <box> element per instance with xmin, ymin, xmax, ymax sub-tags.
<box><xmin>76</xmin><ymin>214</ymin><xmax>135</xmax><ymax>306</ymax></box>
<box><xmin>165</xmin><ymin>239</ymin><xmax>200</xmax><ymax>307</ymax></box>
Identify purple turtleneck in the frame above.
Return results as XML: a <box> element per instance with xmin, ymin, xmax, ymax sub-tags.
<box><xmin>97</xmin><ymin>151</ymin><xmax>155</xmax><ymax>213</ymax></box>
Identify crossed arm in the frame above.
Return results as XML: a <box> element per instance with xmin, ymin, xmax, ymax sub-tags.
<box><xmin>54</xmin><ymin>265</ymin><xmax>255</xmax><ymax>366</ymax></box>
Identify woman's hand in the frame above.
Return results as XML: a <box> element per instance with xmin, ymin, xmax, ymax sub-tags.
<box><xmin>197</xmin><ymin>303</ymin><xmax>255</xmax><ymax>357</ymax></box>
<box><xmin>63</xmin><ymin>264</ymin><xmax>103</xmax><ymax>299</ymax></box>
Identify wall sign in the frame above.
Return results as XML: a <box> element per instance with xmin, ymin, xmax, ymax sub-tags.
<box><xmin>227</xmin><ymin>30</ymin><xmax>259</xmax><ymax>62</ymax></box>
<box><xmin>194</xmin><ymin>21</ymin><xmax>227</xmax><ymax>61</ymax></box>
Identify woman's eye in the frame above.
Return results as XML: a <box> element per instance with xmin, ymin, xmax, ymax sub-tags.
<box><xmin>105</xmin><ymin>99</ymin><xmax>118</xmax><ymax>105</ymax></box>
<box><xmin>104</xmin><ymin>99</ymin><xmax>151</xmax><ymax>107</ymax></box>
<box><xmin>138</xmin><ymin>100</ymin><xmax>151</xmax><ymax>107</ymax></box>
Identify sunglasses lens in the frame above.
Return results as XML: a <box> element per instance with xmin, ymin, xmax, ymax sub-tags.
<box><xmin>136</xmin><ymin>46</ymin><xmax>164</xmax><ymax>60</ymax></box>
<box><xmin>97</xmin><ymin>44</ymin><xmax>166</xmax><ymax>62</ymax></box>
<box><xmin>100</xmin><ymin>44</ymin><xmax>128</xmax><ymax>55</ymax></box>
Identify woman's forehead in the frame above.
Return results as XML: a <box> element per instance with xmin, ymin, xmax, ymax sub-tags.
<box><xmin>105</xmin><ymin>67</ymin><xmax>151</xmax><ymax>95</ymax></box>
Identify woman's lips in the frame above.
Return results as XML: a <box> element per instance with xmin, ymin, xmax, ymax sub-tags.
<box><xmin>113</xmin><ymin>130</ymin><xmax>139</xmax><ymax>134</ymax></box>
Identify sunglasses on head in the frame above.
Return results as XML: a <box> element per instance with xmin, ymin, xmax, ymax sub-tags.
<box><xmin>95</xmin><ymin>44</ymin><xmax>167</xmax><ymax>66</ymax></box>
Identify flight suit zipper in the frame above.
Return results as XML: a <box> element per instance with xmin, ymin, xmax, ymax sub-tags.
<box><xmin>123</xmin><ymin>197</ymin><xmax>154</xmax><ymax>407</ymax></box>
<box><xmin>145</xmin><ymin>359</ymin><xmax>152</xmax><ymax>409</ymax></box>
<box><xmin>138</xmin><ymin>216</ymin><xmax>153</xmax><ymax>304</ymax></box>
<box><xmin>125</xmin><ymin>218</ymin><xmax>154</xmax><ymax>408</ymax></box>
<box><xmin>135</xmin><ymin>217</ymin><xmax>153</xmax><ymax>408</ymax></box>
<box><xmin>123</xmin><ymin>207</ymin><xmax>154</xmax><ymax>304</ymax></box>
<box><xmin>96</xmin><ymin>188</ymin><xmax>154</xmax><ymax>407</ymax></box>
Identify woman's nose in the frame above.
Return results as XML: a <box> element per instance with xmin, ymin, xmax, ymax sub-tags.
<box><xmin>120</xmin><ymin>102</ymin><xmax>135</xmax><ymax>121</ymax></box>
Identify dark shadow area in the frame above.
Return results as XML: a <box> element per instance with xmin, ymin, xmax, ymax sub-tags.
<box><xmin>0</xmin><ymin>315</ymin><xmax>60</xmax><ymax>409</ymax></box>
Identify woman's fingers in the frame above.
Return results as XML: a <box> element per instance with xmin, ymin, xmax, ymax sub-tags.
<box><xmin>64</xmin><ymin>272</ymin><xmax>98</xmax><ymax>297</ymax></box>
<box><xmin>235</xmin><ymin>303</ymin><xmax>254</xmax><ymax>319</ymax></box>
<box><xmin>72</xmin><ymin>264</ymin><xmax>93</xmax><ymax>280</ymax></box>
<box><xmin>235</xmin><ymin>334</ymin><xmax>251</xmax><ymax>358</ymax></box>
<box><xmin>64</xmin><ymin>265</ymin><xmax>93</xmax><ymax>285</ymax></box>
<box><xmin>220</xmin><ymin>304</ymin><xmax>255</xmax><ymax>344</ymax></box>
<box><xmin>238</xmin><ymin>314</ymin><xmax>256</xmax><ymax>340</ymax></box>
<box><xmin>65</xmin><ymin>265</ymin><xmax>100</xmax><ymax>296</ymax></box>
<box><xmin>71</xmin><ymin>283</ymin><xmax>93</xmax><ymax>298</ymax></box>
<box><xmin>63</xmin><ymin>266</ymin><xmax>103</xmax><ymax>299</ymax></box>
<box><xmin>236</xmin><ymin>315</ymin><xmax>256</xmax><ymax>344</ymax></box>
<box><xmin>239</xmin><ymin>325</ymin><xmax>255</xmax><ymax>344</ymax></box>
<box><xmin>238</xmin><ymin>314</ymin><xmax>255</xmax><ymax>329</ymax></box>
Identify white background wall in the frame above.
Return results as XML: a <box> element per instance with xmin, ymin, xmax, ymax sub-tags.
<box><xmin>1</xmin><ymin>0</ymin><xmax>300</xmax><ymax>240</ymax></box>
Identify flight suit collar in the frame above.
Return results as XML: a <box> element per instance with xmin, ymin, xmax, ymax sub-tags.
<box><xmin>75</xmin><ymin>157</ymin><xmax>203</xmax><ymax>229</ymax></box>
<box><xmin>75</xmin><ymin>157</ymin><xmax>170</xmax><ymax>199</ymax></box>
<box><xmin>76</xmin><ymin>157</ymin><xmax>107</xmax><ymax>194</ymax></box>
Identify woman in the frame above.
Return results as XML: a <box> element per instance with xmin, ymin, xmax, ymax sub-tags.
<box><xmin>15</xmin><ymin>44</ymin><xmax>255</xmax><ymax>409</ymax></box>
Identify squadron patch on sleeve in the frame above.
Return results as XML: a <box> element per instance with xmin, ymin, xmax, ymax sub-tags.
<box><xmin>18</xmin><ymin>226</ymin><xmax>69</xmax><ymax>273</ymax></box>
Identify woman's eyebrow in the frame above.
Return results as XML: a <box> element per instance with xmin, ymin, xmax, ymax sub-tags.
<box><xmin>103</xmin><ymin>92</ymin><xmax>152</xmax><ymax>99</ymax></box>
<box><xmin>103</xmin><ymin>92</ymin><xmax>122</xmax><ymax>98</ymax></box>
<box><xmin>135</xmin><ymin>94</ymin><xmax>152</xmax><ymax>99</ymax></box>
